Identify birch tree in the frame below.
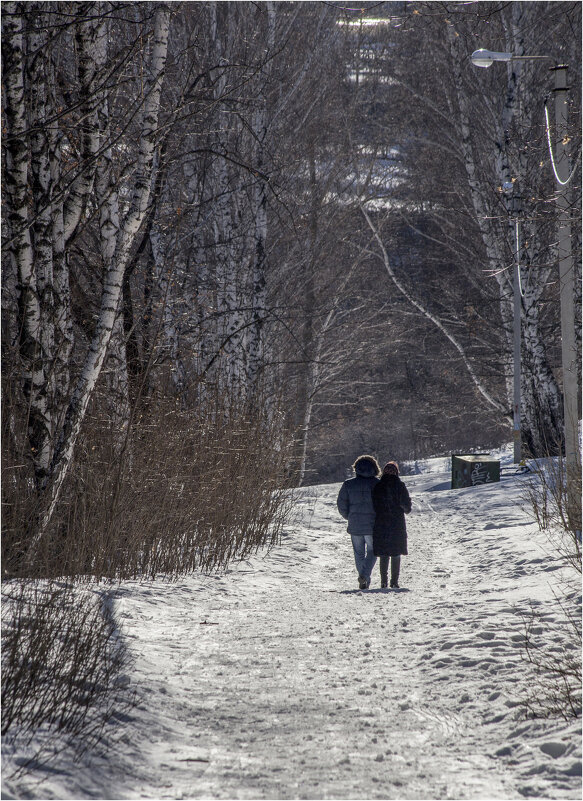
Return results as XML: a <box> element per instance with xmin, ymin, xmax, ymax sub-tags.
<box><xmin>2</xmin><ymin>3</ymin><xmax>171</xmax><ymax>546</ymax></box>
<box><xmin>42</xmin><ymin>5</ymin><xmax>171</xmax><ymax>536</ymax></box>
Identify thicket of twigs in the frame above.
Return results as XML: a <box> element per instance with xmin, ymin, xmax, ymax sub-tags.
<box><xmin>525</xmin><ymin>454</ymin><xmax>582</xmax><ymax>571</ymax></box>
<box><xmin>522</xmin><ymin>452</ymin><xmax>582</xmax><ymax>719</ymax></box>
<box><xmin>3</xmin><ymin>395</ymin><xmax>293</xmax><ymax>582</ymax></box>
<box><xmin>1</xmin><ymin>581</ymin><xmax>130</xmax><ymax>760</ymax></box>
<box><xmin>1</xmin><ymin>388</ymin><xmax>294</xmax><ymax>764</ymax></box>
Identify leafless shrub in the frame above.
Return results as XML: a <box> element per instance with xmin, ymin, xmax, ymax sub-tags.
<box><xmin>521</xmin><ymin>595</ymin><xmax>582</xmax><ymax>720</ymax></box>
<box><xmin>90</xmin><ymin>396</ymin><xmax>288</xmax><ymax>580</ymax></box>
<box><xmin>521</xmin><ymin>451</ymin><xmax>582</xmax><ymax>719</ymax></box>
<box><xmin>1</xmin><ymin>579</ymin><xmax>131</xmax><ymax>766</ymax></box>
<box><xmin>524</xmin><ymin>452</ymin><xmax>582</xmax><ymax>573</ymax></box>
<box><xmin>3</xmin><ymin>390</ymin><xmax>294</xmax><ymax>581</ymax></box>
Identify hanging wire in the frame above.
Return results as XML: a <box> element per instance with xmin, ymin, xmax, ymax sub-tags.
<box><xmin>515</xmin><ymin>219</ymin><xmax>524</xmax><ymax>298</ymax></box>
<box><xmin>544</xmin><ymin>104</ymin><xmax>580</xmax><ymax>186</ymax></box>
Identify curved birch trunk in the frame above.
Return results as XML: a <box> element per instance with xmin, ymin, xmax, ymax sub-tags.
<box><xmin>361</xmin><ymin>205</ymin><xmax>508</xmax><ymax>416</ymax></box>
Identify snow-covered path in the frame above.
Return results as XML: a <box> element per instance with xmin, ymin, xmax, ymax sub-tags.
<box><xmin>3</xmin><ymin>466</ymin><xmax>581</xmax><ymax>800</ymax></box>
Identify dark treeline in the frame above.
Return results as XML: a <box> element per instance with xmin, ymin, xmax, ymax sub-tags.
<box><xmin>2</xmin><ymin>1</ymin><xmax>581</xmax><ymax>551</ymax></box>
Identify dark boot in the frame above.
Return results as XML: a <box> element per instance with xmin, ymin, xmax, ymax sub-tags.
<box><xmin>379</xmin><ymin>556</ymin><xmax>389</xmax><ymax>589</ymax></box>
<box><xmin>390</xmin><ymin>556</ymin><xmax>401</xmax><ymax>588</ymax></box>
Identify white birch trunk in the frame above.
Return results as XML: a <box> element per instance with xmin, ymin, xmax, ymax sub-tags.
<box><xmin>298</xmin><ymin>291</ymin><xmax>346</xmax><ymax>485</ymax></box>
<box><xmin>447</xmin><ymin>12</ymin><xmax>564</xmax><ymax>453</ymax></box>
<box><xmin>210</xmin><ymin>3</ymin><xmax>247</xmax><ymax>399</ymax></box>
<box><xmin>503</xmin><ymin>6</ymin><xmax>563</xmax><ymax>451</ymax></box>
<box><xmin>296</xmin><ymin>146</ymin><xmax>319</xmax><ymax>482</ymax></box>
<box><xmin>29</xmin><ymin>16</ymin><xmax>55</xmax><ymax>396</ymax></box>
<box><xmin>62</xmin><ymin>10</ymin><xmax>102</xmax><ymax>243</ymax></box>
<box><xmin>214</xmin><ymin>168</ymin><xmax>247</xmax><ymax>397</ymax></box>
<box><xmin>446</xmin><ymin>24</ymin><xmax>513</xmax><ymax>404</ymax></box>
<box><xmin>298</xmin><ymin>360</ymin><xmax>318</xmax><ymax>486</ymax></box>
<box><xmin>33</xmin><ymin>8</ymin><xmax>171</xmax><ymax>545</ymax></box>
<box><xmin>181</xmin><ymin>158</ymin><xmax>213</xmax><ymax>391</ymax></box>
<box><xmin>522</xmin><ymin>298</ymin><xmax>564</xmax><ymax>454</ymax></box>
<box><xmin>89</xmin><ymin>9</ymin><xmax>130</xmax><ymax>445</ymax></box>
<box><xmin>2</xmin><ymin>4</ymin><xmax>52</xmax><ymax>483</ymax></box>
<box><xmin>49</xmin><ymin>65</ymin><xmax>74</xmax><ymax>430</ymax></box>
<box><xmin>105</xmin><ymin>314</ymin><xmax>131</xmax><ymax>442</ymax></box>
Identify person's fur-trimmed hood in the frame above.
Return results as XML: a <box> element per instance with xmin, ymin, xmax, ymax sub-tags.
<box><xmin>353</xmin><ymin>455</ymin><xmax>380</xmax><ymax>478</ymax></box>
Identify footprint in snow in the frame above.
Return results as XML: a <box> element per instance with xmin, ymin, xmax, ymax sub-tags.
<box><xmin>539</xmin><ymin>742</ymin><xmax>568</xmax><ymax>759</ymax></box>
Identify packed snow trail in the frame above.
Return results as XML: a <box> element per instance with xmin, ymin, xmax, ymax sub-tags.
<box><xmin>3</xmin><ymin>465</ymin><xmax>581</xmax><ymax>799</ymax></box>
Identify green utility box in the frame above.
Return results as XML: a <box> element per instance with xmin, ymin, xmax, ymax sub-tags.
<box><xmin>451</xmin><ymin>454</ymin><xmax>500</xmax><ymax>489</ymax></box>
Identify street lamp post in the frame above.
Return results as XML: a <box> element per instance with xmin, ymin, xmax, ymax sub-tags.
<box><xmin>512</xmin><ymin>208</ymin><xmax>521</xmax><ymax>466</ymax></box>
<box><xmin>471</xmin><ymin>49</ymin><xmax>580</xmax><ymax>504</ymax></box>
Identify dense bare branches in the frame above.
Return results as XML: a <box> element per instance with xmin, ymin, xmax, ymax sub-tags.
<box><xmin>378</xmin><ymin>1</ymin><xmax>581</xmax><ymax>459</ymax></box>
<box><xmin>2</xmin><ymin>0</ymin><xmax>581</xmax><ymax>530</ymax></box>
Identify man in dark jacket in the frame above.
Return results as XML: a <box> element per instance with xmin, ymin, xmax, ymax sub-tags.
<box><xmin>372</xmin><ymin>461</ymin><xmax>411</xmax><ymax>588</ymax></box>
<box><xmin>337</xmin><ymin>455</ymin><xmax>381</xmax><ymax>589</ymax></box>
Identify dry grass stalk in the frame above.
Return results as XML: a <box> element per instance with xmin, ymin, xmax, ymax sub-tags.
<box><xmin>521</xmin><ymin>595</ymin><xmax>582</xmax><ymax>720</ymax></box>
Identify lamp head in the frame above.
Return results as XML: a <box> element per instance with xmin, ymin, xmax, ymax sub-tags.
<box><xmin>471</xmin><ymin>49</ymin><xmax>513</xmax><ymax>68</ymax></box>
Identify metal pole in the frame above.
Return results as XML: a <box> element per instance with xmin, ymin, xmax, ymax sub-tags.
<box><xmin>553</xmin><ymin>65</ymin><xmax>580</xmax><ymax>519</ymax></box>
<box><xmin>513</xmin><ymin>215</ymin><xmax>522</xmax><ymax>464</ymax></box>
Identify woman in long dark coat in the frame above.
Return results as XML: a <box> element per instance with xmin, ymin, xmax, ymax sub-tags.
<box><xmin>372</xmin><ymin>461</ymin><xmax>411</xmax><ymax>588</ymax></box>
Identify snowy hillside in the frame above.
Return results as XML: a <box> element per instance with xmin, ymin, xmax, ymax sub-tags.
<box><xmin>2</xmin><ymin>457</ymin><xmax>581</xmax><ymax>800</ymax></box>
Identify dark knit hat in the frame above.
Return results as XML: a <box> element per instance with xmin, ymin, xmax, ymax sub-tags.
<box><xmin>383</xmin><ymin>461</ymin><xmax>399</xmax><ymax>475</ymax></box>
